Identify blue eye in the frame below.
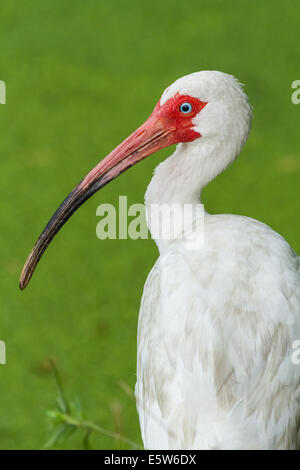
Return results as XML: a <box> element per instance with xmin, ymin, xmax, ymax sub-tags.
<box><xmin>179</xmin><ymin>102</ymin><xmax>193</xmax><ymax>114</ymax></box>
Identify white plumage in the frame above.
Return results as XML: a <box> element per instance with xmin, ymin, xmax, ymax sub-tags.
<box><xmin>135</xmin><ymin>71</ymin><xmax>300</xmax><ymax>449</ymax></box>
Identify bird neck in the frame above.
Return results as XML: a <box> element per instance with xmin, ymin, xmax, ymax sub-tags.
<box><xmin>145</xmin><ymin>139</ymin><xmax>234</xmax><ymax>252</ymax></box>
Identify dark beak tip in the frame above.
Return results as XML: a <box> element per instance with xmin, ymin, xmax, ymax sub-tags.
<box><xmin>19</xmin><ymin>253</ymin><xmax>34</xmax><ymax>290</ymax></box>
<box><xmin>19</xmin><ymin>274</ymin><xmax>27</xmax><ymax>291</ymax></box>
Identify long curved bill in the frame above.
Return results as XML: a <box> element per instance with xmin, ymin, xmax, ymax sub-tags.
<box><xmin>19</xmin><ymin>112</ymin><xmax>175</xmax><ymax>290</ymax></box>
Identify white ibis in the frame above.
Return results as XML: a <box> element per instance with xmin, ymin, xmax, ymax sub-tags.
<box><xmin>20</xmin><ymin>71</ymin><xmax>300</xmax><ymax>450</ymax></box>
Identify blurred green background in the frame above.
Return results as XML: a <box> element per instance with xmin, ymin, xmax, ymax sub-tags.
<box><xmin>0</xmin><ymin>0</ymin><xmax>299</xmax><ymax>449</ymax></box>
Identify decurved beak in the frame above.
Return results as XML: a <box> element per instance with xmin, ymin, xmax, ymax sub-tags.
<box><xmin>19</xmin><ymin>112</ymin><xmax>175</xmax><ymax>290</ymax></box>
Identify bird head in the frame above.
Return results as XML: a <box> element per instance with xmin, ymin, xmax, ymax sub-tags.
<box><xmin>161</xmin><ymin>71</ymin><xmax>252</xmax><ymax>156</ymax></box>
<box><xmin>19</xmin><ymin>71</ymin><xmax>252</xmax><ymax>289</ymax></box>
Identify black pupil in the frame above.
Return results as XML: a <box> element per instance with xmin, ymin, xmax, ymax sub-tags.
<box><xmin>181</xmin><ymin>104</ymin><xmax>190</xmax><ymax>113</ymax></box>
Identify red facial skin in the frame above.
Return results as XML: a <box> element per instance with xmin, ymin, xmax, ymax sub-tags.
<box><xmin>151</xmin><ymin>93</ymin><xmax>207</xmax><ymax>144</ymax></box>
<box><xmin>19</xmin><ymin>93</ymin><xmax>208</xmax><ymax>290</ymax></box>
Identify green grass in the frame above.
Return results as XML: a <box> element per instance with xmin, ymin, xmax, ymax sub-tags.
<box><xmin>0</xmin><ymin>0</ymin><xmax>299</xmax><ymax>449</ymax></box>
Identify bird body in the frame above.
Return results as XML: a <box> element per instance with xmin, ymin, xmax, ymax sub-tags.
<box><xmin>136</xmin><ymin>213</ymin><xmax>300</xmax><ymax>449</ymax></box>
<box><xmin>20</xmin><ymin>71</ymin><xmax>300</xmax><ymax>450</ymax></box>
